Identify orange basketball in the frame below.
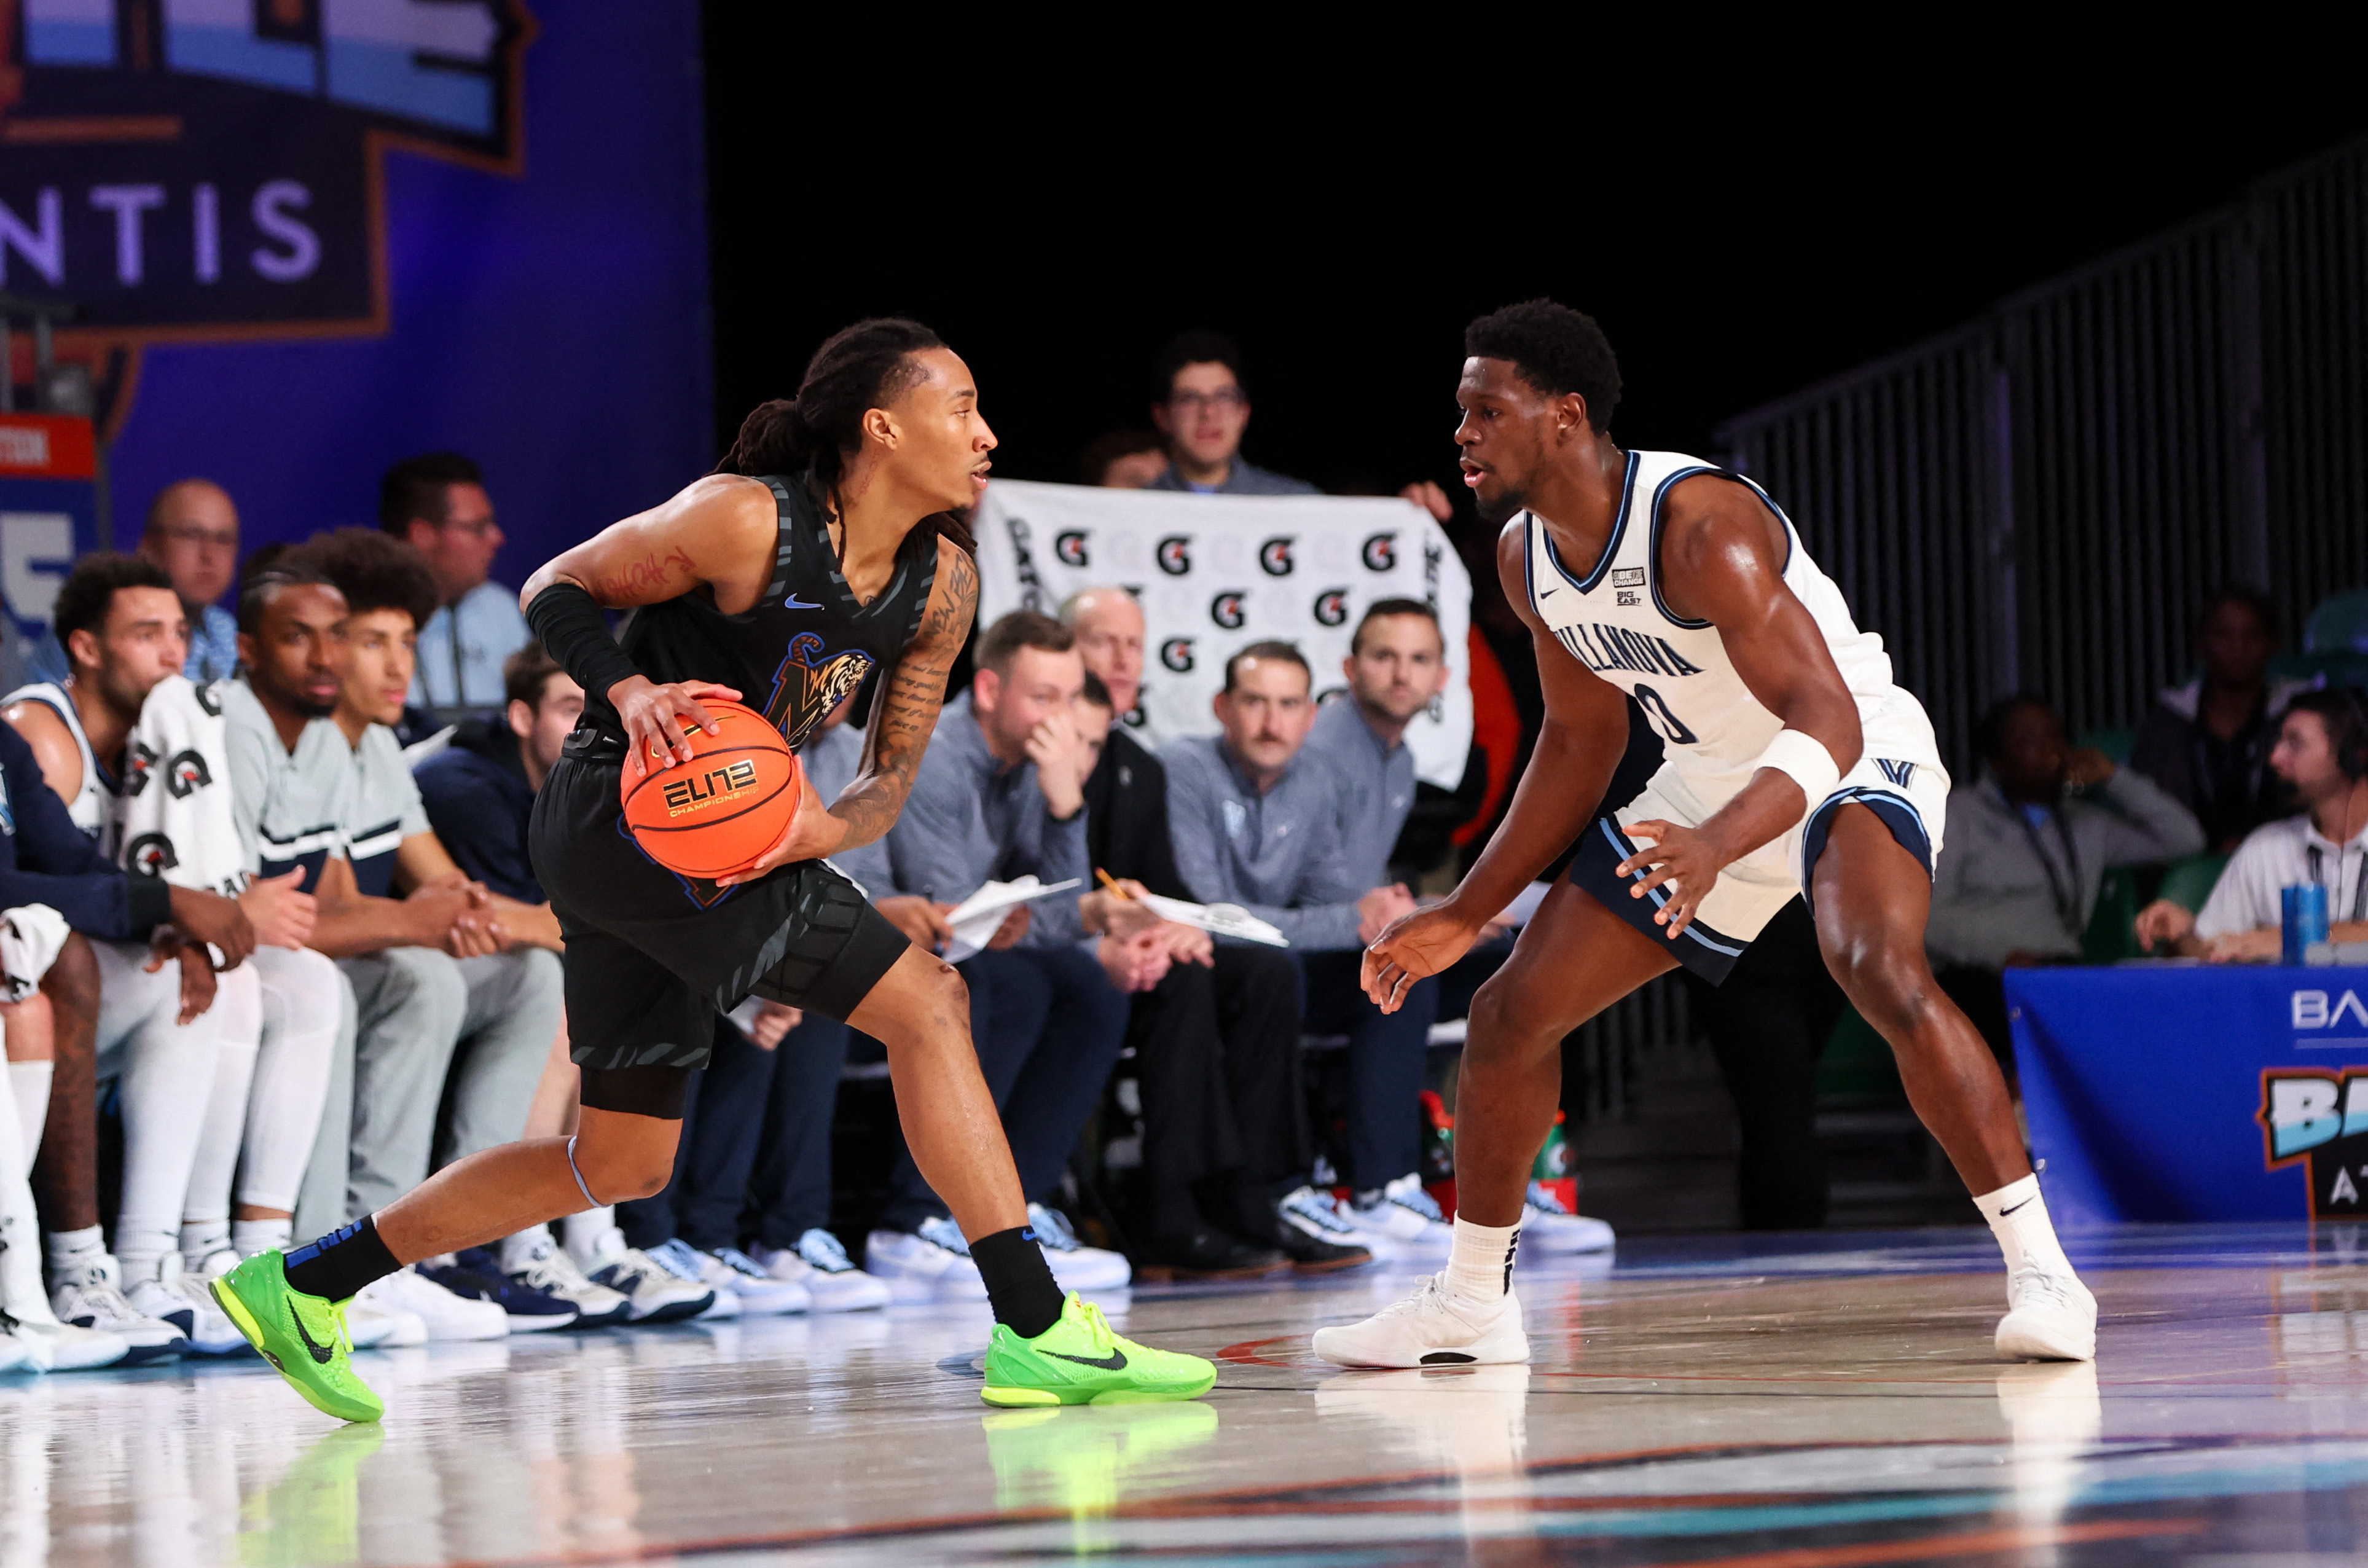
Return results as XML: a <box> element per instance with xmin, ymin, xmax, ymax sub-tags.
<box><xmin>617</xmin><ymin>700</ymin><xmax>801</xmax><ymax>878</ymax></box>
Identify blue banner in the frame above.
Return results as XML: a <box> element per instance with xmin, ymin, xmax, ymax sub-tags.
<box><xmin>2010</xmin><ymin>965</ymin><xmax>2368</xmax><ymax>1225</ymax></box>
<box><xmin>3</xmin><ymin>2</ymin><xmax>709</xmax><ymax>569</ymax></box>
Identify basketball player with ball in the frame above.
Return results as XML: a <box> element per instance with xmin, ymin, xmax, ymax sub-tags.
<box><xmin>213</xmin><ymin>319</ymin><xmax>1217</xmax><ymax>1420</ymax></box>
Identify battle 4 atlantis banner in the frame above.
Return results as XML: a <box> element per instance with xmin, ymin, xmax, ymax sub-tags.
<box><xmin>0</xmin><ymin>1</ymin><xmax>709</xmax><ymax>594</ymax></box>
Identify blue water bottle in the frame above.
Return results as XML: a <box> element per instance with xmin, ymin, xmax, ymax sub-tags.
<box><xmin>2283</xmin><ymin>883</ymin><xmax>2331</xmax><ymax>965</ymax></box>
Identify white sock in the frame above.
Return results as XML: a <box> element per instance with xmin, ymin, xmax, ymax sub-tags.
<box><xmin>241</xmin><ymin>948</ymin><xmax>339</xmax><ymax>1212</ymax></box>
<box><xmin>180</xmin><ymin>1218</ymin><xmax>232</xmax><ymax>1268</ymax></box>
<box><xmin>232</xmin><ymin>1218</ymin><xmax>292</xmax><ymax>1258</ymax></box>
<box><xmin>45</xmin><ymin>1223</ymin><xmax>105</xmax><ymax>1276</ymax></box>
<box><xmin>182</xmin><ymin>1028</ymin><xmax>259</xmax><ymax>1263</ymax></box>
<box><xmin>0</xmin><ymin>1062</ymin><xmax>55</xmax><ymax>1323</ymax></box>
<box><xmin>1443</xmin><ymin>1215</ymin><xmax>1521</xmax><ymax>1306</ymax></box>
<box><xmin>563</xmin><ymin>1207</ymin><xmax>616</xmax><ymax>1265</ymax></box>
<box><xmin>8</xmin><ymin>1060</ymin><xmax>50</xmax><ymax>1175</ymax></box>
<box><xmin>1974</xmin><ymin>1174</ymin><xmax>2073</xmax><ymax>1277</ymax></box>
<box><xmin>111</xmin><ymin>953</ymin><xmax>224</xmax><ymax>1293</ymax></box>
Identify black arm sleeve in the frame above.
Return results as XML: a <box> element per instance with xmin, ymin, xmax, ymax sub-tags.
<box><xmin>525</xmin><ymin>582</ymin><xmax>643</xmax><ymax>707</ymax></box>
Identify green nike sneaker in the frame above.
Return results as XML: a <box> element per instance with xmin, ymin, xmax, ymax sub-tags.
<box><xmin>210</xmin><ymin>1252</ymin><xmax>383</xmax><ymax>1424</ymax></box>
<box><xmin>979</xmin><ymin>1293</ymin><xmax>1217</xmax><ymax>1407</ymax></box>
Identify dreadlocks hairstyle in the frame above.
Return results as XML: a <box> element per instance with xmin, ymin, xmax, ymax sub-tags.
<box><xmin>294</xmin><ymin>527</ymin><xmax>439</xmax><ymax>632</ymax></box>
<box><xmin>1463</xmin><ymin>299</ymin><xmax>1623</xmax><ymax>432</ymax></box>
<box><xmin>714</xmin><ymin>317</ymin><xmax>975</xmax><ymax>555</ymax></box>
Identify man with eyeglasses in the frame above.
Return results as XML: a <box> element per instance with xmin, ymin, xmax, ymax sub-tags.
<box><xmin>1144</xmin><ymin>331</ymin><xmax>1319</xmax><ymax>497</ymax></box>
<box><xmin>28</xmin><ymin>480</ymin><xmax>243</xmax><ymax>687</ymax></box>
<box><xmin>380</xmin><ymin>452</ymin><xmax>530</xmax><ymax>726</ymax></box>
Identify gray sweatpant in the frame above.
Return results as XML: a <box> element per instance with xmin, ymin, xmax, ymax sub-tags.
<box><xmin>301</xmin><ymin>946</ymin><xmax>564</xmax><ymax>1226</ymax></box>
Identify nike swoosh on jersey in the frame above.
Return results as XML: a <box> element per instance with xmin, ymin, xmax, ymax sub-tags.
<box><xmin>1045</xmin><ymin>1347</ymin><xmax>1129</xmax><ymax>1371</ymax></box>
<box><xmin>780</xmin><ymin>593</ymin><xmax>823</xmax><ymax>610</ymax></box>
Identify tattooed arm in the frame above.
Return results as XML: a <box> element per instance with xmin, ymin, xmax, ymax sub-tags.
<box><xmin>519</xmin><ymin>474</ymin><xmax>780</xmax><ymax>776</ymax></box>
<box><xmin>713</xmin><ymin>537</ymin><xmax>977</xmax><ymax>886</ymax></box>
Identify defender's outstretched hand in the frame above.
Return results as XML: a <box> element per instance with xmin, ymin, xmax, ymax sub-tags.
<box><xmin>613</xmin><ymin>676</ymin><xmax>743</xmax><ymax>780</ymax></box>
<box><xmin>1363</xmin><ymin>903</ymin><xmax>1484</xmax><ymax>1014</ymax></box>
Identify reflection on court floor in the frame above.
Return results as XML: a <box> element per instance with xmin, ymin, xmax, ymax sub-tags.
<box><xmin>9</xmin><ymin>1225</ymin><xmax>2368</xmax><ymax>1565</ymax></box>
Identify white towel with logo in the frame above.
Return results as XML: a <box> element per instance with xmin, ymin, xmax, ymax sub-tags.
<box><xmin>1</xmin><ymin>903</ymin><xmax>70</xmax><ymax>1000</ymax></box>
<box><xmin>108</xmin><ymin>676</ymin><xmax>249</xmax><ymax>897</ymax></box>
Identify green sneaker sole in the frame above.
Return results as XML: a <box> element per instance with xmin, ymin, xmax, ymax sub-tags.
<box><xmin>979</xmin><ymin>1367</ymin><xmax>1217</xmax><ymax>1408</ymax></box>
<box><xmin>211</xmin><ymin>1274</ymin><xmax>383</xmax><ymax>1425</ymax></box>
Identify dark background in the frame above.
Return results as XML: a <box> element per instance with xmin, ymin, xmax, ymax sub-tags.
<box><xmin>700</xmin><ymin>39</ymin><xmax>2366</xmax><ymax>501</ymax></box>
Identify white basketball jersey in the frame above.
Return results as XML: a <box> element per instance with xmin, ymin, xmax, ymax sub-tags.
<box><xmin>1523</xmin><ymin>450</ymin><xmax>1940</xmax><ymax>821</ymax></box>
<box><xmin>1</xmin><ymin>681</ymin><xmax>105</xmax><ymax>837</ymax></box>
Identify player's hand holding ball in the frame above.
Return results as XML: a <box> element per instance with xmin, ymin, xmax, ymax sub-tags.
<box><xmin>612</xmin><ymin>675</ymin><xmax>743</xmax><ymax>780</ymax></box>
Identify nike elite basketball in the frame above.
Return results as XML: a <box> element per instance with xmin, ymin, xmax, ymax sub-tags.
<box><xmin>618</xmin><ymin>700</ymin><xmax>800</xmax><ymax>877</ymax></box>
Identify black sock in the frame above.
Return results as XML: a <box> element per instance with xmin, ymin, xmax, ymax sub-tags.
<box><xmin>969</xmin><ymin>1225</ymin><xmax>1066</xmax><ymax>1338</ymax></box>
<box><xmin>281</xmin><ymin>1215</ymin><xmax>402</xmax><ymax>1303</ymax></box>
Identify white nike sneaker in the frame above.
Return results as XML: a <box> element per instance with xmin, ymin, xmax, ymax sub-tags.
<box><xmin>582</xmin><ymin>1244</ymin><xmax>716</xmax><ymax>1324</ymax></box>
<box><xmin>135</xmin><ymin>1254</ymin><xmax>249</xmax><ymax>1356</ymax></box>
<box><xmin>1</xmin><ymin>1317</ymin><xmax>130</xmax><ymax>1371</ymax></box>
<box><xmin>1312</xmin><ymin>1275</ymin><xmax>1529</xmax><ymax>1369</ymax></box>
<box><xmin>356</xmin><ymin>1268</ymin><xmax>509</xmax><ymax>1342</ymax></box>
<box><xmin>1027</xmin><ymin>1203</ymin><xmax>1131</xmax><ymax>1292</ymax></box>
<box><xmin>751</xmin><ymin>1229</ymin><xmax>892</xmax><ymax>1312</ymax></box>
<box><xmin>343</xmin><ymin>1296</ymin><xmax>420</xmax><ymax>1349</ymax></box>
<box><xmin>49</xmin><ymin>1255</ymin><xmax>186</xmax><ymax>1363</ymax></box>
<box><xmin>1281</xmin><ymin>1185</ymin><xmax>1400</xmax><ymax>1263</ymax></box>
<box><xmin>864</xmin><ymin>1217</ymin><xmax>989</xmax><ymax>1303</ymax></box>
<box><xmin>1520</xmin><ymin>1182</ymin><xmax>1616</xmax><ymax>1254</ymax></box>
<box><xmin>1350</xmin><ymin>1175</ymin><xmax>1456</xmax><ymax>1256</ymax></box>
<box><xmin>500</xmin><ymin>1227</ymin><xmax>632</xmax><ymax>1328</ymax></box>
<box><xmin>651</xmin><ymin>1239</ymin><xmax>809</xmax><ymax>1317</ymax></box>
<box><xmin>1995</xmin><ymin>1268</ymin><xmax>2097</xmax><ymax>1362</ymax></box>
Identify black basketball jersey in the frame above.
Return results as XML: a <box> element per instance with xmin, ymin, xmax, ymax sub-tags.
<box><xmin>578</xmin><ymin>473</ymin><xmax>940</xmax><ymax>756</ymax></box>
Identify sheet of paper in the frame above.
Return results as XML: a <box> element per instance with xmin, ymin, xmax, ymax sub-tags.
<box><xmin>1132</xmin><ymin>892</ymin><xmax>1290</xmax><ymax>947</ymax></box>
<box><xmin>943</xmin><ymin>876</ymin><xmax>1084</xmax><ymax>962</ymax></box>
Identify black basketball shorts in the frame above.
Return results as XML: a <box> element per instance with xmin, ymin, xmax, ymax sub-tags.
<box><xmin>530</xmin><ymin>750</ymin><xmax>910</xmax><ymax>1077</ymax></box>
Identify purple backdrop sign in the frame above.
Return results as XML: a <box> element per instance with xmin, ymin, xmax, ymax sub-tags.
<box><xmin>2</xmin><ymin>1</ymin><xmax>710</xmax><ymax>576</ymax></box>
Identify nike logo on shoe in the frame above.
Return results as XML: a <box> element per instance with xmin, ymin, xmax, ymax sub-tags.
<box><xmin>289</xmin><ymin>1307</ymin><xmax>337</xmax><ymax>1365</ymax></box>
<box><xmin>1421</xmin><ymin>1351</ymin><xmax>1478</xmax><ymax>1365</ymax></box>
<box><xmin>1045</xmin><ymin>1347</ymin><xmax>1127</xmax><ymax>1371</ymax></box>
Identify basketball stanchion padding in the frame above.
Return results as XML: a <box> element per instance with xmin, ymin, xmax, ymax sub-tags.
<box><xmin>617</xmin><ymin>699</ymin><xmax>800</xmax><ymax>877</ymax></box>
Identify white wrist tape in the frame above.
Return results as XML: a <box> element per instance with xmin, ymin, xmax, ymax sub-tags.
<box><xmin>1754</xmin><ymin>728</ymin><xmax>1841</xmax><ymax>812</ymax></box>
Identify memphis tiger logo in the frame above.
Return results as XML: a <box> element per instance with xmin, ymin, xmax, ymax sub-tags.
<box><xmin>1210</xmin><ymin>592</ymin><xmax>1247</xmax><ymax>631</ymax></box>
<box><xmin>1259</xmin><ymin>537</ymin><xmax>1295</xmax><ymax>576</ymax></box>
<box><xmin>764</xmin><ymin>633</ymin><xmax>875</xmax><ymax>752</ymax></box>
<box><xmin>125</xmin><ymin>833</ymin><xmax>177</xmax><ymax>877</ymax></box>
<box><xmin>1156</xmin><ymin>536</ymin><xmax>1193</xmax><ymax>576</ymax></box>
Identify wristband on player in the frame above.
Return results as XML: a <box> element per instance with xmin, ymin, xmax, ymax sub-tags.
<box><xmin>1753</xmin><ymin>728</ymin><xmax>1841</xmax><ymax>813</ymax></box>
<box><xmin>524</xmin><ymin>581</ymin><xmax>643</xmax><ymax>706</ymax></box>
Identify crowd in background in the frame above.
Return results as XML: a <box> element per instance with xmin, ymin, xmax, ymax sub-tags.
<box><xmin>3</xmin><ymin>327</ymin><xmax>2364</xmax><ymax>1371</ymax></box>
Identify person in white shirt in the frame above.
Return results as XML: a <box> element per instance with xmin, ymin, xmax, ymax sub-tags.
<box><xmin>2138</xmin><ymin>687</ymin><xmax>2368</xmax><ymax>960</ymax></box>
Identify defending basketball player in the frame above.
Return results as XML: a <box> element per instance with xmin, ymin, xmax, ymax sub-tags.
<box><xmin>1315</xmin><ymin>301</ymin><xmax>2095</xmax><ymax>1371</ymax></box>
<box><xmin>213</xmin><ymin>319</ymin><xmax>1215</xmax><ymax>1419</ymax></box>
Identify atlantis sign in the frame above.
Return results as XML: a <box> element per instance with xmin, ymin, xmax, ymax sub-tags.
<box><xmin>1</xmin><ymin>0</ymin><xmax>531</xmax><ymax>340</ymax></box>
